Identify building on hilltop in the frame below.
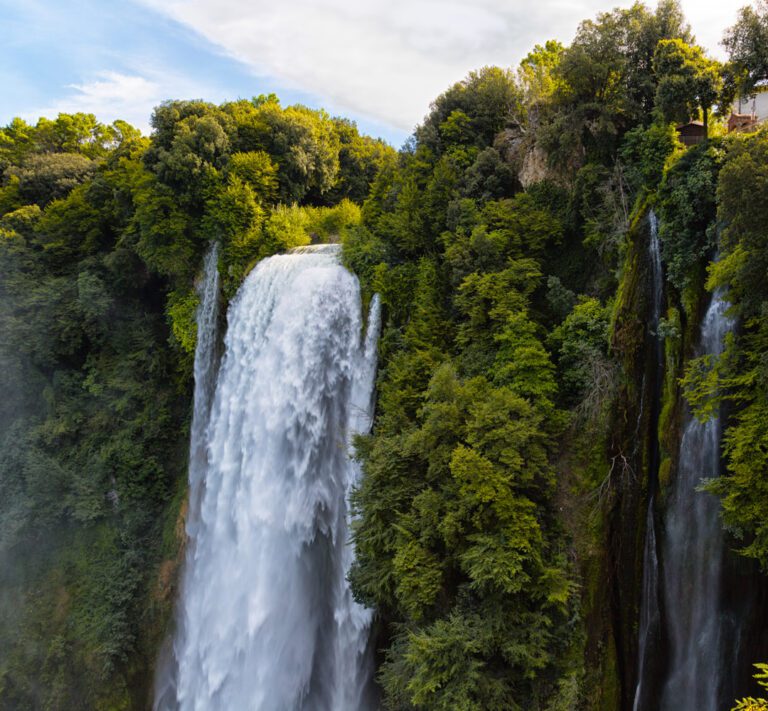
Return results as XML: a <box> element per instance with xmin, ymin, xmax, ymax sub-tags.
<box><xmin>676</xmin><ymin>120</ymin><xmax>706</xmax><ymax>146</ymax></box>
<box><xmin>728</xmin><ymin>85</ymin><xmax>768</xmax><ymax>134</ymax></box>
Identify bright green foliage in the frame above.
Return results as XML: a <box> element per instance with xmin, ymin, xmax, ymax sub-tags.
<box><xmin>144</xmin><ymin>97</ymin><xmax>394</xmax><ymax>211</ymax></box>
<box><xmin>343</xmin><ymin>6</ymin><xmax>742</xmax><ymax>707</ymax></box>
<box><xmin>227</xmin><ymin>150</ymin><xmax>279</xmax><ymax>203</ymax></box>
<box><xmin>351</xmin><ymin>361</ymin><xmax>571</xmax><ymax>708</ymax></box>
<box><xmin>443</xmin><ymin>194</ymin><xmax>562</xmax><ymax>288</ymax></box>
<box><xmin>518</xmin><ymin>41</ymin><xmax>566</xmax><ymax>107</ymax></box>
<box><xmin>260</xmin><ymin>203</ymin><xmax>313</xmax><ymax>255</ymax></box>
<box><xmin>259</xmin><ymin>200</ymin><xmax>362</xmax><ymax>258</ymax></box>
<box><xmin>131</xmin><ymin>170</ymin><xmax>197</xmax><ymax>278</ymax></box>
<box><xmin>344</xmin><ymin>63</ymin><xmax>578</xmax><ymax>709</ymax></box>
<box><xmin>0</xmin><ymin>113</ymin><xmax>137</xmax><ymax>171</ymax></box>
<box><xmin>0</xmin><ymin>100</ymin><xmax>387</xmax><ymax>708</ymax></box>
<box><xmin>249</xmin><ymin>100</ymin><xmax>341</xmax><ymax>202</ymax></box>
<box><xmin>653</xmin><ymin>39</ymin><xmax>723</xmax><ymax>133</ymax></box>
<box><xmin>167</xmin><ymin>288</ymin><xmax>200</xmax><ymax>357</ymax></box>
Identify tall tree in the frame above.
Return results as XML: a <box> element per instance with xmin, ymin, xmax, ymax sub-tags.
<box><xmin>654</xmin><ymin>38</ymin><xmax>723</xmax><ymax>134</ymax></box>
<box><xmin>723</xmin><ymin>1</ymin><xmax>768</xmax><ymax>97</ymax></box>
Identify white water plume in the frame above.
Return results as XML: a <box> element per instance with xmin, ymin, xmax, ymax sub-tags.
<box><xmin>157</xmin><ymin>244</ymin><xmax>379</xmax><ymax>711</ymax></box>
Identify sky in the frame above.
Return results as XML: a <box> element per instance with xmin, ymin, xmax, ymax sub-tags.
<box><xmin>0</xmin><ymin>0</ymin><xmax>749</xmax><ymax>146</ymax></box>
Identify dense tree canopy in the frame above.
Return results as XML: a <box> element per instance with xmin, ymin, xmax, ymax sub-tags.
<box><xmin>0</xmin><ymin>101</ymin><xmax>393</xmax><ymax>709</ymax></box>
<box><xmin>653</xmin><ymin>39</ymin><xmax>723</xmax><ymax>133</ymax></box>
<box><xmin>4</xmin><ymin>1</ymin><xmax>768</xmax><ymax>708</ymax></box>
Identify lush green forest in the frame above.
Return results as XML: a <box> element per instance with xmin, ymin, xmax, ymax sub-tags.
<box><xmin>0</xmin><ymin>100</ymin><xmax>394</xmax><ymax>708</ymax></box>
<box><xmin>2</xmin><ymin>0</ymin><xmax>768</xmax><ymax>708</ymax></box>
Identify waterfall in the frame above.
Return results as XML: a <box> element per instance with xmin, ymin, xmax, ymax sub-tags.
<box><xmin>155</xmin><ymin>242</ymin><xmax>221</xmax><ymax>711</ymax></box>
<box><xmin>188</xmin><ymin>243</ymin><xmax>223</xmax><ymax>525</ymax></box>
<box><xmin>632</xmin><ymin>211</ymin><xmax>664</xmax><ymax>711</ymax></box>
<box><xmin>159</xmin><ymin>243</ymin><xmax>379</xmax><ymax>711</ymax></box>
<box><xmin>659</xmin><ymin>287</ymin><xmax>733</xmax><ymax>710</ymax></box>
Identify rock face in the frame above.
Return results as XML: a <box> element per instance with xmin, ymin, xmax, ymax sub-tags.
<box><xmin>518</xmin><ymin>144</ymin><xmax>550</xmax><ymax>188</ymax></box>
<box><xmin>494</xmin><ymin>118</ymin><xmax>553</xmax><ymax>189</ymax></box>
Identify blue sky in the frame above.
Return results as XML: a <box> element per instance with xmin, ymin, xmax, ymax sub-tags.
<box><xmin>0</xmin><ymin>0</ymin><xmax>742</xmax><ymax>146</ymax></box>
<box><xmin>0</xmin><ymin>0</ymin><xmax>409</xmax><ymax>144</ymax></box>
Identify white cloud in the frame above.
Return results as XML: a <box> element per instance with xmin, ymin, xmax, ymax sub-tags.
<box><xmin>19</xmin><ymin>0</ymin><xmax>742</xmax><ymax>138</ymax></box>
<box><xmin>24</xmin><ymin>65</ymin><xmax>236</xmax><ymax>135</ymax></box>
<box><xmin>137</xmin><ymin>0</ymin><xmax>742</xmax><ymax>134</ymax></box>
<box><xmin>28</xmin><ymin>71</ymin><xmax>163</xmax><ymax>134</ymax></box>
<box><xmin>679</xmin><ymin>0</ymin><xmax>742</xmax><ymax>59</ymax></box>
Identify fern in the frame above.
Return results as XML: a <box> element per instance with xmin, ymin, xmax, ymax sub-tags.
<box><xmin>732</xmin><ymin>664</ymin><xmax>768</xmax><ymax>710</ymax></box>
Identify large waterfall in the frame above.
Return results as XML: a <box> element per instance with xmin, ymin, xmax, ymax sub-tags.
<box><xmin>157</xmin><ymin>244</ymin><xmax>380</xmax><ymax>711</ymax></box>
<box><xmin>659</xmin><ymin>286</ymin><xmax>733</xmax><ymax>710</ymax></box>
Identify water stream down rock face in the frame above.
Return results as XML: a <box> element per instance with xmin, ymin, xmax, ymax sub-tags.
<box><xmin>158</xmin><ymin>244</ymin><xmax>380</xmax><ymax>711</ymax></box>
<box><xmin>632</xmin><ymin>210</ymin><xmax>664</xmax><ymax>711</ymax></box>
<box><xmin>659</xmin><ymin>286</ymin><xmax>733</xmax><ymax>710</ymax></box>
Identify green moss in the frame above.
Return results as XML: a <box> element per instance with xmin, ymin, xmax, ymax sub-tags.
<box><xmin>658</xmin><ymin>457</ymin><xmax>672</xmax><ymax>490</ymax></box>
<box><xmin>658</xmin><ymin>305</ymin><xmax>682</xmax><ymax>482</ymax></box>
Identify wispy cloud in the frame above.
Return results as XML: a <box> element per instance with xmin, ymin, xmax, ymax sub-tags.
<box><xmin>136</xmin><ymin>0</ymin><xmax>576</xmax><ymax>132</ymax></box>
<box><xmin>29</xmin><ymin>72</ymin><xmax>162</xmax><ymax>133</ymax></box>
<box><xmin>137</xmin><ymin>0</ymin><xmax>741</xmax><ymax>134</ymax></box>
<box><xmin>0</xmin><ymin>0</ymin><xmax>744</xmax><ymax>143</ymax></box>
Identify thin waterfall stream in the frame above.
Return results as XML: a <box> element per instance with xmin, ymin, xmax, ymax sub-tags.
<box><xmin>632</xmin><ymin>209</ymin><xmax>736</xmax><ymax>709</ymax></box>
<box><xmin>659</xmin><ymin>285</ymin><xmax>733</xmax><ymax>710</ymax></box>
<box><xmin>632</xmin><ymin>210</ymin><xmax>664</xmax><ymax>711</ymax></box>
<box><xmin>155</xmin><ymin>244</ymin><xmax>380</xmax><ymax>711</ymax></box>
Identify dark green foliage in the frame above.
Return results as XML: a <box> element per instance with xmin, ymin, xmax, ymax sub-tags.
<box><xmin>9</xmin><ymin>153</ymin><xmax>96</xmax><ymax>206</ymax></box>
<box><xmin>0</xmin><ymin>101</ymin><xmax>389</xmax><ymax>708</ymax></box>
<box><xmin>0</xmin><ymin>176</ymin><xmax>188</xmax><ymax>706</ymax></box>
<box><xmin>416</xmin><ymin>67</ymin><xmax>523</xmax><ymax>153</ymax></box>
<box><xmin>620</xmin><ymin>121</ymin><xmax>679</xmax><ymax>193</ymax></box>
<box><xmin>325</xmin><ymin>118</ymin><xmax>398</xmax><ymax>204</ymax></box>
<box><xmin>549</xmin><ymin>298</ymin><xmax>612</xmax><ymax>408</ymax></box>
<box><xmin>540</xmin><ymin>0</ymin><xmax>692</xmax><ymax>166</ymax></box>
<box><xmin>682</xmin><ymin>129</ymin><xmax>768</xmax><ymax>569</ymax></box>
<box><xmin>461</xmin><ymin>147</ymin><xmax>519</xmax><ymax>200</ymax></box>
<box><xmin>573</xmin><ymin>162</ymin><xmax>630</xmax><ymax>266</ymax></box>
<box><xmin>653</xmin><ymin>39</ymin><xmax>723</xmax><ymax>133</ymax></box>
<box><xmin>723</xmin><ymin>1</ymin><xmax>768</xmax><ymax>96</ymax></box>
<box><xmin>344</xmin><ymin>64</ymin><xmax>579</xmax><ymax>709</ymax></box>
<box><xmin>656</xmin><ymin>140</ymin><xmax>723</xmax><ymax>290</ymax></box>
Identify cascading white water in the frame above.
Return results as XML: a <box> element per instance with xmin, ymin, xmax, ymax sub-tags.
<box><xmin>161</xmin><ymin>243</ymin><xmax>379</xmax><ymax>711</ymax></box>
<box><xmin>659</xmin><ymin>286</ymin><xmax>733</xmax><ymax>710</ymax></box>
<box><xmin>633</xmin><ymin>503</ymin><xmax>660</xmax><ymax>711</ymax></box>
<box><xmin>188</xmin><ymin>243</ymin><xmax>222</xmax><ymax>525</ymax></box>
<box><xmin>632</xmin><ymin>211</ymin><xmax>664</xmax><ymax>711</ymax></box>
<box><xmin>155</xmin><ymin>242</ymin><xmax>222</xmax><ymax>711</ymax></box>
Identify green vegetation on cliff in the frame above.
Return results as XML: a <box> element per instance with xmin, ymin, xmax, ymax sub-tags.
<box><xmin>0</xmin><ymin>102</ymin><xmax>393</xmax><ymax>709</ymax></box>
<box><xmin>3</xmin><ymin>0</ymin><xmax>768</xmax><ymax>708</ymax></box>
